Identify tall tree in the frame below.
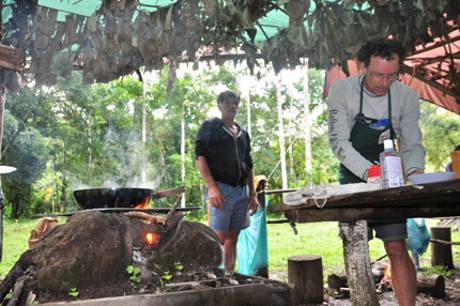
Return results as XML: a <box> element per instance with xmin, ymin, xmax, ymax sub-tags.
<box><xmin>275</xmin><ymin>74</ymin><xmax>288</xmax><ymax>189</ymax></box>
<box><xmin>303</xmin><ymin>59</ymin><xmax>313</xmax><ymax>182</ymax></box>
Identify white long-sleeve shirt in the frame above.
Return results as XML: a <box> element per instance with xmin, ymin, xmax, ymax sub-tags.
<box><xmin>327</xmin><ymin>75</ymin><xmax>425</xmax><ymax>180</ymax></box>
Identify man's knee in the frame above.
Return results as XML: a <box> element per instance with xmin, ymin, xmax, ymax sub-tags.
<box><xmin>384</xmin><ymin>240</ymin><xmax>409</xmax><ymax>258</ymax></box>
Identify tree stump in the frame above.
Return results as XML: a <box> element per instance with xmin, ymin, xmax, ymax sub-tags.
<box><xmin>287</xmin><ymin>254</ymin><xmax>323</xmax><ymax>304</ymax></box>
<box><xmin>340</xmin><ymin>220</ymin><xmax>379</xmax><ymax>306</ymax></box>
<box><xmin>430</xmin><ymin>226</ymin><xmax>454</xmax><ymax>270</ymax></box>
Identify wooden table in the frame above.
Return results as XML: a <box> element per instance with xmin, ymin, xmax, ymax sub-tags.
<box><xmin>274</xmin><ymin>179</ymin><xmax>460</xmax><ymax>222</ymax></box>
<box><xmin>273</xmin><ymin>179</ymin><xmax>460</xmax><ymax>306</ymax></box>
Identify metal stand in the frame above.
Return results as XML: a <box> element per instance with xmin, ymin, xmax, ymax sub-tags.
<box><xmin>0</xmin><ymin>165</ymin><xmax>17</xmax><ymax>263</ymax></box>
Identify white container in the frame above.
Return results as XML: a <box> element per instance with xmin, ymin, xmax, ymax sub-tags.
<box><xmin>380</xmin><ymin>139</ymin><xmax>404</xmax><ymax>188</ymax></box>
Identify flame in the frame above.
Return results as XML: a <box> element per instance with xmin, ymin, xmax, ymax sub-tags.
<box><xmin>135</xmin><ymin>196</ymin><xmax>151</xmax><ymax>209</ymax></box>
<box><xmin>384</xmin><ymin>265</ymin><xmax>392</xmax><ymax>278</ymax></box>
<box><xmin>145</xmin><ymin>231</ymin><xmax>160</xmax><ymax>246</ymax></box>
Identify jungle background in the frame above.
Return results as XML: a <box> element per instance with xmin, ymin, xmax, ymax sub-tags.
<box><xmin>1</xmin><ymin>63</ymin><xmax>459</xmax><ymax>219</ymax></box>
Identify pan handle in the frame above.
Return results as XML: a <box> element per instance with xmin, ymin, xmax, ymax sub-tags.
<box><xmin>153</xmin><ymin>186</ymin><xmax>185</xmax><ymax>200</ymax></box>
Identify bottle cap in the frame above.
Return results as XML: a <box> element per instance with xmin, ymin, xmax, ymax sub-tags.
<box><xmin>383</xmin><ymin>139</ymin><xmax>394</xmax><ymax>150</ymax></box>
<box><xmin>368</xmin><ymin>164</ymin><xmax>381</xmax><ymax>178</ymax></box>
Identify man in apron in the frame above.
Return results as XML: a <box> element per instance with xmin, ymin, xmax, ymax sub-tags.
<box><xmin>327</xmin><ymin>39</ymin><xmax>425</xmax><ymax>306</ymax></box>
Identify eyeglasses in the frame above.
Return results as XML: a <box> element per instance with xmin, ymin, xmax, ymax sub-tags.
<box><xmin>367</xmin><ymin>72</ymin><xmax>400</xmax><ymax>82</ymax></box>
<box><xmin>222</xmin><ymin>100</ymin><xmax>240</xmax><ymax>107</ymax></box>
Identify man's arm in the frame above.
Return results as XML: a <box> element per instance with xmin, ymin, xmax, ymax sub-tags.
<box><xmin>247</xmin><ymin>168</ymin><xmax>258</xmax><ymax>212</ymax></box>
<box><xmin>327</xmin><ymin>81</ymin><xmax>373</xmax><ymax>180</ymax></box>
<box><xmin>195</xmin><ymin>156</ymin><xmax>224</xmax><ymax>209</ymax></box>
<box><xmin>398</xmin><ymin>90</ymin><xmax>425</xmax><ymax>176</ymax></box>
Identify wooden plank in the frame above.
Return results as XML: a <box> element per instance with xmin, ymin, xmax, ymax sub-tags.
<box><xmin>281</xmin><ymin>179</ymin><xmax>460</xmax><ymax>210</ymax></box>
<box><xmin>0</xmin><ymin>44</ymin><xmax>21</xmax><ymax>71</ymax></box>
<box><xmin>284</xmin><ymin>203</ymin><xmax>460</xmax><ymax>223</ymax></box>
<box><xmin>39</xmin><ymin>284</ymin><xmax>292</xmax><ymax>306</ymax></box>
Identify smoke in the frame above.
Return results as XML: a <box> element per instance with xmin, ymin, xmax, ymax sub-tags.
<box><xmin>69</xmin><ymin>127</ymin><xmax>165</xmax><ymax>190</ymax></box>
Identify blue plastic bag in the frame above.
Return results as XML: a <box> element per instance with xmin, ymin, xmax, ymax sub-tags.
<box><xmin>236</xmin><ymin>205</ymin><xmax>269</xmax><ymax>277</ymax></box>
<box><xmin>406</xmin><ymin>218</ymin><xmax>430</xmax><ymax>256</ymax></box>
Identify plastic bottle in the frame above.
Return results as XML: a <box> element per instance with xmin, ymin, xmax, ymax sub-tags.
<box><xmin>380</xmin><ymin>139</ymin><xmax>404</xmax><ymax>188</ymax></box>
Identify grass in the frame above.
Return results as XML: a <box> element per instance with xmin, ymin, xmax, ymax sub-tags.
<box><xmin>0</xmin><ymin>217</ymin><xmax>458</xmax><ymax>280</ymax></box>
<box><xmin>266</xmin><ymin>221</ymin><xmax>386</xmax><ymax>279</ymax></box>
<box><xmin>0</xmin><ymin>218</ymin><xmax>38</xmax><ymax>276</ymax></box>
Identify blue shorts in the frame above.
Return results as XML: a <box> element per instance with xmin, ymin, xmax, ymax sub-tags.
<box><xmin>369</xmin><ymin>221</ymin><xmax>407</xmax><ymax>242</ymax></box>
<box><xmin>206</xmin><ymin>182</ymin><xmax>250</xmax><ymax>231</ymax></box>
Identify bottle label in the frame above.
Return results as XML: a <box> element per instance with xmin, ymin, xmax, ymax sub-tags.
<box><xmin>385</xmin><ymin>156</ymin><xmax>404</xmax><ymax>187</ymax></box>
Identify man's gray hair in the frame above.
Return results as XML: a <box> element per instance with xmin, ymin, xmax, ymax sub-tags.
<box><xmin>217</xmin><ymin>90</ymin><xmax>240</xmax><ymax>105</ymax></box>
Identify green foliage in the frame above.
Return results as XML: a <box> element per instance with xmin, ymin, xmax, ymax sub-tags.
<box><xmin>174</xmin><ymin>261</ymin><xmax>184</xmax><ymax>271</ymax></box>
<box><xmin>421</xmin><ymin>265</ymin><xmax>455</xmax><ymax>278</ymax></box>
<box><xmin>68</xmin><ymin>288</ymin><xmax>79</xmax><ymax>299</ymax></box>
<box><xmin>420</xmin><ymin>102</ymin><xmax>460</xmax><ymax>171</ymax></box>
<box><xmin>1</xmin><ymin>64</ymin><xmax>458</xmax><ymax>218</ymax></box>
<box><xmin>162</xmin><ymin>271</ymin><xmax>173</xmax><ymax>282</ymax></box>
<box><xmin>126</xmin><ymin>265</ymin><xmax>141</xmax><ymax>285</ymax></box>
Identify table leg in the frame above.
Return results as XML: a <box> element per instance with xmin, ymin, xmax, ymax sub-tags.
<box><xmin>339</xmin><ymin>220</ymin><xmax>379</xmax><ymax>306</ymax></box>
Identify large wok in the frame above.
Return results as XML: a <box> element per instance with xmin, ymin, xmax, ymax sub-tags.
<box><xmin>73</xmin><ymin>186</ymin><xmax>187</xmax><ymax>210</ymax></box>
<box><xmin>73</xmin><ymin>188</ymin><xmax>154</xmax><ymax>210</ymax></box>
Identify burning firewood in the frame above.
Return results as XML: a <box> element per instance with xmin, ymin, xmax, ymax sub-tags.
<box><xmin>122</xmin><ymin>211</ymin><xmax>167</xmax><ymax>225</ymax></box>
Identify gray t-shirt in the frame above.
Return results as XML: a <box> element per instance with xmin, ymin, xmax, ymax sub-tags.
<box><xmin>327</xmin><ymin>75</ymin><xmax>425</xmax><ymax>180</ymax></box>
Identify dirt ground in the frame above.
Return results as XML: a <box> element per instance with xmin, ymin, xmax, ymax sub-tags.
<box><xmin>270</xmin><ymin>264</ymin><xmax>460</xmax><ymax>306</ymax></box>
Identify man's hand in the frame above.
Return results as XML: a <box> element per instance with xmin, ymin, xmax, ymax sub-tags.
<box><xmin>248</xmin><ymin>193</ymin><xmax>259</xmax><ymax>214</ymax></box>
<box><xmin>207</xmin><ymin>184</ymin><xmax>224</xmax><ymax>209</ymax></box>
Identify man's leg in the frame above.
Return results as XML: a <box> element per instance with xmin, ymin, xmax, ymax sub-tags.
<box><xmin>215</xmin><ymin>230</ymin><xmax>240</xmax><ymax>274</ymax></box>
<box><xmin>384</xmin><ymin>240</ymin><xmax>416</xmax><ymax>306</ymax></box>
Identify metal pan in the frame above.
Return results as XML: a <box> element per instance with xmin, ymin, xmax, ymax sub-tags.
<box><xmin>73</xmin><ymin>188</ymin><xmax>154</xmax><ymax>210</ymax></box>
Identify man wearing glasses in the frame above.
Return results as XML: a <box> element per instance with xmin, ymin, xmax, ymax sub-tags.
<box><xmin>327</xmin><ymin>39</ymin><xmax>425</xmax><ymax>306</ymax></box>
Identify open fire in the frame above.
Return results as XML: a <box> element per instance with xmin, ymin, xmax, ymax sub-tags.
<box><xmin>145</xmin><ymin>231</ymin><xmax>161</xmax><ymax>246</ymax></box>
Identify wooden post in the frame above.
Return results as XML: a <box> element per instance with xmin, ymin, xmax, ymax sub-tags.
<box><xmin>340</xmin><ymin>220</ymin><xmax>379</xmax><ymax>306</ymax></box>
<box><xmin>288</xmin><ymin>255</ymin><xmax>323</xmax><ymax>304</ymax></box>
<box><xmin>430</xmin><ymin>226</ymin><xmax>454</xmax><ymax>270</ymax></box>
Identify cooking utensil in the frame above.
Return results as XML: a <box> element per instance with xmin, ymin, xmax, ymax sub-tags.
<box><xmin>72</xmin><ymin>186</ymin><xmax>186</xmax><ymax>210</ymax></box>
<box><xmin>73</xmin><ymin>188</ymin><xmax>154</xmax><ymax>210</ymax></box>
<box><xmin>33</xmin><ymin>206</ymin><xmax>201</xmax><ymax>218</ymax></box>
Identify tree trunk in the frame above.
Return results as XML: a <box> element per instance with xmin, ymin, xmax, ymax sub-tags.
<box><xmin>0</xmin><ymin>87</ymin><xmax>5</xmax><ymax>161</ymax></box>
<box><xmin>180</xmin><ymin>101</ymin><xmax>186</xmax><ymax>208</ymax></box>
<box><xmin>245</xmin><ymin>82</ymin><xmax>252</xmax><ymax>138</ymax></box>
<box><xmin>141</xmin><ymin>70</ymin><xmax>148</xmax><ymax>184</ymax></box>
<box><xmin>302</xmin><ymin>60</ymin><xmax>312</xmax><ymax>180</ymax></box>
<box><xmin>275</xmin><ymin>75</ymin><xmax>288</xmax><ymax>189</ymax></box>
<box><xmin>340</xmin><ymin>220</ymin><xmax>379</xmax><ymax>306</ymax></box>
<box><xmin>430</xmin><ymin>226</ymin><xmax>454</xmax><ymax>270</ymax></box>
<box><xmin>288</xmin><ymin>255</ymin><xmax>323</xmax><ymax>304</ymax></box>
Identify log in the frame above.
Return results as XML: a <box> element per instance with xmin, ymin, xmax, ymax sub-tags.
<box><xmin>327</xmin><ymin>273</ymin><xmax>444</xmax><ymax>298</ymax></box>
<box><xmin>417</xmin><ymin>275</ymin><xmax>445</xmax><ymax>298</ymax></box>
<box><xmin>327</xmin><ymin>274</ymin><xmax>347</xmax><ymax>291</ymax></box>
<box><xmin>6</xmin><ymin>276</ymin><xmax>26</xmax><ymax>306</ymax></box>
<box><xmin>0</xmin><ymin>264</ymin><xmax>23</xmax><ymax>301</ymax></box>
<box><xmin>327</xmin><ymin>271</ymin><xmax>384</xmax><ymax>291</ymax></box>
<box><xmin>340</xmin><ymin>221</ymin><xmax>379</xmax><ymax>306</ymax></box>
<box><xmin>287</xmin><ymin>255</ymin><xmax>323</xmax><ymax>304</ymax></box>
<box><xmin>430</xmin><ymin>227</ymin><xmax>454</xmax><ymax>270</ymax></box>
